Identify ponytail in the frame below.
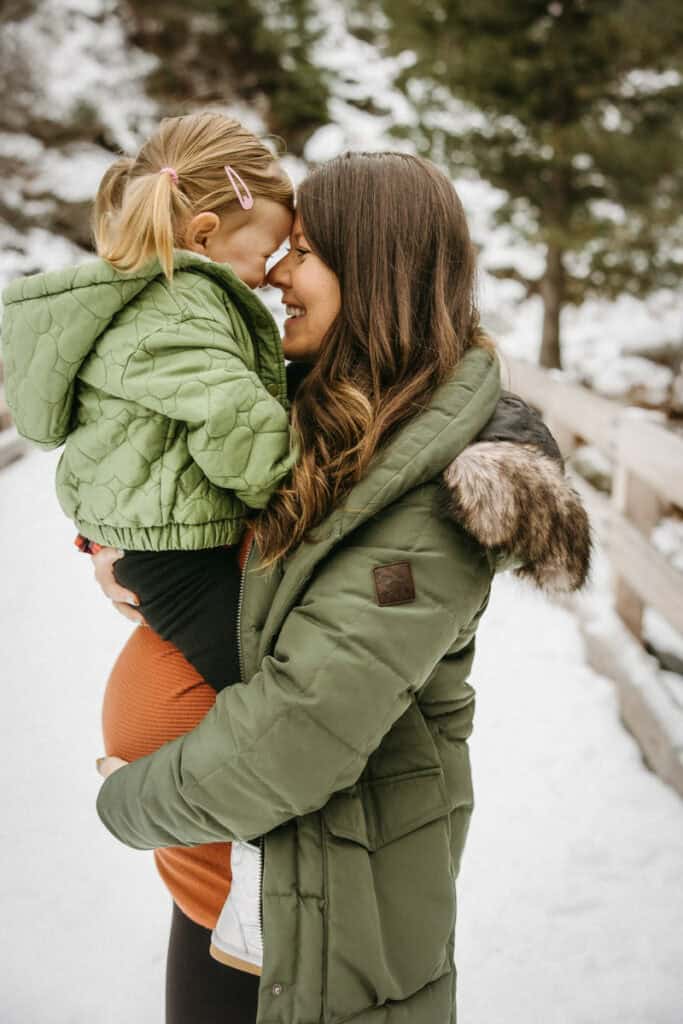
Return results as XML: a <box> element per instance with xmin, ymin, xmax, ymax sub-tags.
<box><xmin>150</xmin><ymin>171</ymin><xmax>182</xmax><ymax>283</ymax></box>
<box><xmin>94</xmin><ymin>165</ymin><xmax>191</xmax><ymax>282</ymax></box>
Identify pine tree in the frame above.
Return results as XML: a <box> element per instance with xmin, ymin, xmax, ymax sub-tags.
<box><xmin>203</xmin><ymin>0</ymin><xmax>330</xmax><ymax>146</ymax></box>
<box><xmin>365</xmin><ymin>0</ymin><xmax>683</xmax><ymax>366</ymax></box>
<box><xmin>126</xmin><ymin>0</ymin><xmax>330</xmax><ymax>153</ymax></box>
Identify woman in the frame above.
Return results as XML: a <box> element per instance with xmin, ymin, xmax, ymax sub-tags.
<box><xmin>94</xmin><ymin>152</ymin><xmax>591</xmax><ymax>1023</ymax></box>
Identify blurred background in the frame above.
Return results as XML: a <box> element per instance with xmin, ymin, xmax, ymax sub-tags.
<box><xmin>1</xmin><ymin>2</ymin><xmax>682</xmax><ymax>1022</ymax></box>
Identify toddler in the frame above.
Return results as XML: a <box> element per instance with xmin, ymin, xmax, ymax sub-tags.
<box><xmin>2</xmin><ymin>111</ymin><xmax>299</xmax><ymax>972</ymax></box>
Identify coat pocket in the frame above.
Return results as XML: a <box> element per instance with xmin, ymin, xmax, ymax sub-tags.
<box><xmin>322</xmin><ymin>766</ymin><xmax>450</xmax><ymax>850</ymax></box>
<box><xmin>320</xmin><ymin>769</ymin><xmax>458</xmax><ymax>1023</ymax></box>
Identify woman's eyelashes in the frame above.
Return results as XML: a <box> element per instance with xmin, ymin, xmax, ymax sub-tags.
<box><xmin>284</xmin><ymin>239</ymin><xmax>311</xmax><ymax>258</ymax></box>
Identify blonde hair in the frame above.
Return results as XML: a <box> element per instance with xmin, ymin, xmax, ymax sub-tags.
<box><xmin>93</xmin><ymin>112</ymin><xmax>294</xmax><ymax>281</ymax></box>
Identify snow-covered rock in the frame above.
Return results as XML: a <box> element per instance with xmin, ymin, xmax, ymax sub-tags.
<box><xmin>3</xmin><ymin>0</ymin><xmax>158</xmax><ymax>151</ymax></box>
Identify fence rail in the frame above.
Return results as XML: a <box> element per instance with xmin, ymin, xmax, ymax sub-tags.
<box><xmin>505</xmin><ymin>355</ymin><xmax>683</xmax><ymax>795</ymax></box>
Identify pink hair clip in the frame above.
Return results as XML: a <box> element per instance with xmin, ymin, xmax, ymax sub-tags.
<box><xmin>159</xmin><ymin>166</ymin><xmax>179</xmax><ymax>184</ymax></box>
<box><xmin>225</xmin><ymin>164</ymin><xmax>254</xmax><ymax>210</ymax></box>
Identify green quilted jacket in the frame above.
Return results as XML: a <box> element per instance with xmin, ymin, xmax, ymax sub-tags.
<box><xmin>1</xmin><ymin>251</ymin><xmax>297</xmax><ymax>550</ymax></box>
<box><xmin>96</xmin><ymin>346</ymin><xmax>591</xmax><ymax>1023</ymax></box>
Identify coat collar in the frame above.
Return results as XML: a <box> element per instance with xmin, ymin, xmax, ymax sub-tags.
<box><xmin>255</xmin><ymin>346</ymin><xmax>501</xmax><ymax>661</ymax></box>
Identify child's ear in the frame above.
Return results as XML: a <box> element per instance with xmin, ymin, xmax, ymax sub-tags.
<box><xmin>182</xmin><ymin>211</ymin><xmax>220</xmax><ymax>254</ymax></box>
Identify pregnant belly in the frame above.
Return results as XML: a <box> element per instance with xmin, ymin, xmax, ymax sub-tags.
<box><xmin>102</xmin><ymin>626</ymin><xmax>231</xmax><ymax>929</ymax></box>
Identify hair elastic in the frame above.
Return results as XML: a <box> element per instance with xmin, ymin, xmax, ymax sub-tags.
<box><xmin>225</xmin><ymin>165</ymin><xmax>254</xmax><ymax>210</ymax></box>
<box><xmin>159</xmin><ymin>166</ymin><xmax>179</xmax><ymax>184</ymax></box>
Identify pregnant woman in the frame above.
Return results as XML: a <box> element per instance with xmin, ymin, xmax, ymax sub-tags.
<box><xmin>94</xmin><ymin>151</ymin><xmax>591</xmax><ymax>1024</ymax></box>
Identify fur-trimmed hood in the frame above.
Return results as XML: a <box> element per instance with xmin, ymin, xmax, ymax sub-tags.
<box><xmin>439</xmin><ymin>394</ymin><xmax>592</xmax><ymax>593</ymax></box>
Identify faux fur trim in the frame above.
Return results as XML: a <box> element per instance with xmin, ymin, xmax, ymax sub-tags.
<box><xmin>440</xmin><ymin>441</ymin><xmax>592</xmax><ymax>593</ymax></box>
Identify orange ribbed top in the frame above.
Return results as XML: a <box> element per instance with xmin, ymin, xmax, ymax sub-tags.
<box><xmin>101</xmin><ymin>533</ymin><xmax>253</xmax><ymax>929</ymax></box>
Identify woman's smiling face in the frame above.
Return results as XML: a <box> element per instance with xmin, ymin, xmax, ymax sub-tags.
<box><xmin>266</xmin><ymin>214</ymin><xmax>341</xmax><ymax>362</ymax></box>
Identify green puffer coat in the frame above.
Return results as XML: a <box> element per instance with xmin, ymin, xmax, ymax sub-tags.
<box><xmin>96</xmin><ymin>346</ymin><xmax>591</xmax><ymax>1022</ymax></box>
<box><xmin>1</xmin><ymin>251</ymin><xmax>297</xmax><ymax>550</ymax></box>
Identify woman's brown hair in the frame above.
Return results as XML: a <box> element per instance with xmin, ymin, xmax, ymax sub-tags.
<box><xmin>254</xmin><ymin>151</ymin><xmax>495</xmax><ymax>567</ymax></box>
<box><xmin>93</xmin><ymin>112</ymin><xmax>294</xmax><ymax>281</ymax></box>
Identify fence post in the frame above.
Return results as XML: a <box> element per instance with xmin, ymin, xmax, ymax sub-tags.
<box><xmin>611</xmin><ymin>414</ymin><xmax>663</xmax><ymax>640</ymax></box>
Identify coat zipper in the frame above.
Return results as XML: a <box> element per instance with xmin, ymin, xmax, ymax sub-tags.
<box><xmin>236</xmin><ymin>536</ymin><xmax>251</xmax><ymax>685</ymax></box>
<box><xmin>320</xmin><ymin>816</ymin><xmax>329</xmax><ymax>1021</ymax></box>
<box><xmin>235</xmin><ymin>536</ymin><xmax>265</xmax><ymax>955</ymax></box>
<box><xmin>257</xmin><ymin>835</ymin><xmax>265</xmax><ymax>951</ymax></box>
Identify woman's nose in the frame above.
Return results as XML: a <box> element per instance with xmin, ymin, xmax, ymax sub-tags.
<box><xmin>266</xmin><ymin>254</ymin><xmax>290</xmax><ymax>289</ymax></box>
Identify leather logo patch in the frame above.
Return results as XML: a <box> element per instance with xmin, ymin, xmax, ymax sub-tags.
<box><xmin>372</xmin><ymin>561</ymin><xmax>416</xmax><ymax>606</ymax></box>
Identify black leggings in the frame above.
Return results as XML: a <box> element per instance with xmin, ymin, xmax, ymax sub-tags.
<box><xmin>166</xmin><ymin>902</ymin><xmax>260</xmax><ymax>1023</ymax></box>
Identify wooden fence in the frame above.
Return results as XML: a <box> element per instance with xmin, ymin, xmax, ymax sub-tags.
<box><xmin>505</xmin><ymin>355</ymin><xmax>683</xmax><ymax>795</ymax></box>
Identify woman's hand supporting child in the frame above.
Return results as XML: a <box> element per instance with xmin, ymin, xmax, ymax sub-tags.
<box><xmin>91</xmin><ymin>546</ymin><xmax>146</xmax><ymax>625</ymax></box>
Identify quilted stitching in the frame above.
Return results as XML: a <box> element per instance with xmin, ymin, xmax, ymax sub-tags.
<box><xmin>1</xmin><ymin>251</ymin><xmax>297</xmax><ymax>550</ymax></box>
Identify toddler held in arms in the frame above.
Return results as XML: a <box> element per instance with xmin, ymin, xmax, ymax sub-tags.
<box><xmin>2</xmin><ymin>111</ymin><xmax>299</xmax><ymax>973</ymax></box>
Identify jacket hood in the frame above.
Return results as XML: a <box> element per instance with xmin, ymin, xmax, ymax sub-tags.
<box><xmin>440</xmin><ymin>439</ymin><xmax>592</xmax><ymax>593</ymax></box>
<box><xmin>1</xmin><ymin>251</ymin><xmax>253</xmax><ymax>449</ymax></box>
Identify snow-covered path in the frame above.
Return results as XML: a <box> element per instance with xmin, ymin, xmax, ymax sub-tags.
<box><xmin>1</xmin><ymin>451</ymin><xmax>682</xmax><ymax>1024</ymax></box>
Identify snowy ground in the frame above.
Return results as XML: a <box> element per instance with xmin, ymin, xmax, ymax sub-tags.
<box><xmin>1</xmin><ymin>450</ymin><xmax>682</xmax><ymax>1023</ymax></box>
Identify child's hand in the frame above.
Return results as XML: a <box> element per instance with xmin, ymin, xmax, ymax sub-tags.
<box><xmin>91</xmin><ymin>546</ymin><xmax>146</xmax><ymax>625</ymax></box>
<box><xmin>96</xmin><ymin>756</ymin><xmax>128</xmax><ymax>779</ymax></box>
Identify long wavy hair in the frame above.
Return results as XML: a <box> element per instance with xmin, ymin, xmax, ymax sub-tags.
<box><xmin>254</xmin><ymin>151</ymin><xmax>494</xmax><ymax>567</ymax></box>
<box><xmin>92</xmin><ymin>112</ymin><xmax>293</xmax><ymax>281</ymax></box>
